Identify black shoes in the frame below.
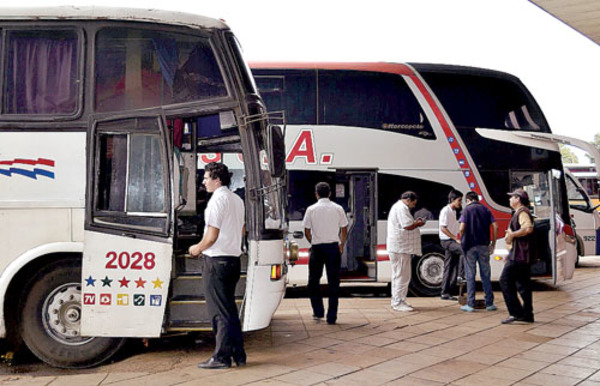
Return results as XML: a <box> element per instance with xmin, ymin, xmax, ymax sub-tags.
<box><xmin>441</xmin><ymin>294</ymin><xmax>458</xmax><ymax>301</ymax></box>
<box><xmin>501</xmin><ymin>316</ymin><xmax>534</xmax><ymax>325</ymax></box>
<box><xmin>197</xmin><ymin>357</ymin><xmax>231</xmax><ymax>369</ymax></box>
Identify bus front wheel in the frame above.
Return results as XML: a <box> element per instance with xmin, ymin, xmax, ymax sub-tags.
<box><xmin>19</xmin><ymin>259</ymin><xmax>126</xmax><ymax>368</ymax></box>
<box><xmin>410</xmin><ymin>244</ymin><xmax>445</xmax><ymax>297</ymax></box>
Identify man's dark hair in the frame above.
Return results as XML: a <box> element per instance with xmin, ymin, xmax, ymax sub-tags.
<box><xmin>315</xmin><ymin>182</ymin><xmax>331</xmax><ymax>198</ymax></box>
<box><xmin>401</xmin><ymin>191</ymin><xmax>418</xmax><ymax>201</ymax></box>
<box><xmin>465</xmin><ymin>191</ymin><xmax>479</xmax><ymax>202</ymax></box>
<box><xmin>448</xmin><ymin>189</ymin><xmax>463</xmax><ymax>203</ymax></box>
<box><xmin>205</xmin><ymin>162</ymin><xmax>232</xmax><ymax>187</ymax></box>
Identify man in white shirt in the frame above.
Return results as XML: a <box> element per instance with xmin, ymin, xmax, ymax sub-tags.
<box><xmin>387</xmin><ymin>191</ymin><xmax>425</xmax><ymax>312</ymax></box>
<box><xmin>189</xmin><ymin>162</ymin><xmax>246</xmax><ymax>370</ymax></box>
<box><xmin>302</xmin><ymin>182</ymin><xmax>349</xmax><ymax>324</ymax></box>
<box><xmin>439</xmin><ymin>189</ymin><xmax>464</xmax><ymax>301</ymax></box>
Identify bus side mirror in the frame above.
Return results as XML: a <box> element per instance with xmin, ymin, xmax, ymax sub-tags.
<box><xmin>268</xmin><ymin>125</ymin><xmax>285</xmax><ymax>178</ymax></box>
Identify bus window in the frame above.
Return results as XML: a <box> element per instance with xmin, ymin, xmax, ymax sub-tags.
<box><xmin>287</xmin><ymin>170</ymin><xmax>336</xmax><ymax>221</ymax></box>
<box><xmin>377</xmin><ymin>173</ymin><xmax>453</xmax><ymax>220</ymax></box>
<box><xmin>255</xmin><ymin>71</ymin><xmax>317</xmax><ymax>124</ymax></box>
<box><xmin>318</xmin><ymin>71</ymin><xmax>435</xmax><ymax>140</ymax></box>
<box><xmin>418</xmin><ymin>71</ymin><xmax>548</xmax><ymax>132</ymax></box>
<box><xmin>95</xmin><ymin>28</ymin><xmax>227</xmax><ymax>112</ymax></box>
<box><xmin>566</xmin><ymin>173</ymin><xmax>592</xmax><ymax>210</ymax></box>
<box><xmin>5</xmin><ymin>29</ymin><xmax>80</xmax><ymax>115</ymax></box>
<box><xmin>94</xmin><ymin>118</ymin><xmax>168</xmax><ymax>234</ymax></box>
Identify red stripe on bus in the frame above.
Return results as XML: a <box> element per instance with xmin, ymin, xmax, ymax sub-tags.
<box><xmin>250</xmin><ymin>62</ymin><xmax>414</xmax><ymax>76</ymax></box>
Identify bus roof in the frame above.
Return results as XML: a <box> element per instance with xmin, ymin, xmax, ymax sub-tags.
<box><xmin>249</xmin><ymin>62</ymin><xmax>415</xmax><ymax>76</ymax></box>
<box><xmin>249</xmin><ymin>62</ymin><xmax>528</xmax><ymax>81</ymax></box>
<box><xmin>0</xmin><ymin>6</ymin><xmax>228</xmax><ymax>30</ymax></box>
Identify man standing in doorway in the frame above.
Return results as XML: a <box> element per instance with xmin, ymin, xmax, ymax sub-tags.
<box><xmin>500</xmin><ymin>189</ymin><xmax>535</xmax><ymax>324</ymax></box>
<box><xmin>459</xmin><ymin>191</ymin><xmax>498</xmax><ymax>313</ymax></box>
<box><xmin>189</xmin><ymin>162</ymin><xmax>246</xmax><ymax>369</ymax></box>
<box><xmin>387</xmin><ymin>191</ymin><xmax>425</xmax><ymax>312</ymax></box>
<box><xmin>303</xmin><ymin>182</ymin><xmax>349</xmax><ymax>325</ymax></box>
<box><xmin>439</xmin><ymin>189</ymin><xmax>464</xmax><ymax>301</ymax></box>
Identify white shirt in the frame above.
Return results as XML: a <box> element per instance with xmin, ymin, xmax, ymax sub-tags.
<box><xmin>439</xmin><ymin>204</ymin><xmax>459</xmax><ymax>241</ymax></box>
<box><xmin>302</xmin><ymin>198</ymin><xmax>349</xmax><ymax>245</ymax></box>
<box><xmin>203</xmin><ymin>186</ymin><xmax>245</xmax><ymax>257</ymax></box>
<box><xmin>386</xmin><ymin>200</ymin><xmax>421</xmax><ymax>255</ymax></box>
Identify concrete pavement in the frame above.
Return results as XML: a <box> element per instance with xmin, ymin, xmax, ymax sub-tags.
<box><xmin>2</xmin><ymin>257</ymin><xmax>600</xmax><ymax>385</ymax></box>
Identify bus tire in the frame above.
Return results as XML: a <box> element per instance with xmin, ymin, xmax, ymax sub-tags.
<box><xmin>19</xmin><ymin>259</ymin><xmax>126</xmax><ymax>368</ymax></box>
<box><xmin>410</xmin><ymin>244</ymin><xmax>445</xmax><ymax>297</ymax></box>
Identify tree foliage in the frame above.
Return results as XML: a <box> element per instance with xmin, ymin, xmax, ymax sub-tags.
<box><xmin>560</xmin><ymin>144</ymin><xmax>579</xmax><ymax>164</ymax></box>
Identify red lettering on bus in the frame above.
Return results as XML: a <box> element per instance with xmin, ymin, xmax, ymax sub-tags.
<box><xmin>286</xmin><ymin>129</ymin><xmax>316</xmax><ymax>164</ymax></box>
<box><xmin>201</xmin><ymin>153</ymin><xmax>222</xmax><ymax>164</ymax></box>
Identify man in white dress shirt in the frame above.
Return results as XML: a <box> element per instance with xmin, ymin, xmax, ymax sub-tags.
<box><xmin>302</xmin><ymin>182</ymin><xmax>348</xmax><ymax>324</ymax></box>
<box><xmin>387</xmin><ymin>191</ymin><xmax>425</xmax><ymax>312</ymax></box>
<box><xmin>189</xmin><ymin>162</ymin><xmax>246</xmax><ymax>369</ymax></box>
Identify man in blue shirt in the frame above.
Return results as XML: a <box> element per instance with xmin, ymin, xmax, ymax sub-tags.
<box><xmin>458</xmin><ymin>191</ymin><xmax>498</xmax><ymax>312</ymax></box>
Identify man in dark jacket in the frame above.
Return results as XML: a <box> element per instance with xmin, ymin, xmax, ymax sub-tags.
<box><xmin>500</xmin><ymin>189</ymin><xmax>535</xmax><ymax>324</ymax></box>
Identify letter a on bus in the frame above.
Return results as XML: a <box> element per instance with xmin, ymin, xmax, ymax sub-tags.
<box><xmin>286</xmin><ymin>129</ymin><xmax>316</xmax><ymax>165</ymax></box>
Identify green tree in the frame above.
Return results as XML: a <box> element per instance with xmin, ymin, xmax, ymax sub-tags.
<box><xmin>560</xmin><ymin>144</ymin><xmax>579</xmax><ymax>164</ymax></box>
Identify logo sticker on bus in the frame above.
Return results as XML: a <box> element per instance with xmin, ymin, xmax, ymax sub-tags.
<box><xmin>0</xmin><ymin>158</ymin><xmax>55</xmax><ymax>179</ymax></box>
<box><xmin>99</xmin><ymin>294</ymin><xmax>111</xmax><ymax>305</ymax></box>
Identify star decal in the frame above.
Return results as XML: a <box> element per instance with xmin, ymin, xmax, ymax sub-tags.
<box><xmin>118</xmin><ymin>276</ymin><xmax>130</xmax><ymax>288</ymax></box>
<box><xmin>85</xmin><ymin>275</ymin><xmax>96</xmax><ymax>287</ymax></box>
<box><xmin>135</xmin><ymin>277</ymin><xmax>146</xmax><ymax>288</ymax></box>
<box><xmin>152</xmin><ymin>277</ymin><xmax>164</xmax><ymax>289</ymax></box>
<box><xmin>101</xmin><ymin>276</ymin><xmax>113</xmax><ymax>287</ymax></box>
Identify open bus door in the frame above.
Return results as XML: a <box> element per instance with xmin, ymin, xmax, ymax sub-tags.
<box><xmin>514</xmin><ymin>169</ymin><xmax>576</xmax><ymax>285</ymax></box>
<box><xmin>335</xmin><ymin>170</ymin><xmax>377</xmax><ymax>280</ymax></box>
<box><xmin>82</xmin><ymin>113</ymin><xmax>173</xmax><ymax>337</ymax></box>
<box><xmin>549</xmin><ymin>169</ymin><xmax>577</xmax><ymax>284</ymax></box>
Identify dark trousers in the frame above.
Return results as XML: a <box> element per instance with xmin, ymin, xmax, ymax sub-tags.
<box><xmin>204</xmin><ymin>256</ymin><xmax>245</xmax><ymax>363</ymax></box>
<box><xmin>308</xmin><ymin>243</ymin><xmax>341</xmax><ymax>323</ymax></box>
<box><xmin>500</xmin><ymin>259</ymin><xmax>533</xmax><ymax>320</ymax></box>
<box><xmin>440</xmin><ymin>239</ymin><xmax>464</xmax><ymax>295</ymax></box>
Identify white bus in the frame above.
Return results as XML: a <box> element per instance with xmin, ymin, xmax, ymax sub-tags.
<box><xmin>0</xmin><ymin>7</ymin><xmax>289</xmax><ymax>368</ymax></box>
<box><xmin>565</xmin><ymin>169</ymin><xmax>600</xmax><ymax>258</ymax></box>
<box><xmin>251</xmin><ymin>62</ymin><xmax>577</xmax><ymax>296</ymax></box>
<box><xmin>566</xmin><ymin>164</ymin><xmax>600</xmax><ymax>206</ymax></box>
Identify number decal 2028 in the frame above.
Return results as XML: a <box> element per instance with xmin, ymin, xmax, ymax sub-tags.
<box><xmin>105</xmin><ymin>251</ymin><xmax>156</xmax><ymax>270</ymax></box>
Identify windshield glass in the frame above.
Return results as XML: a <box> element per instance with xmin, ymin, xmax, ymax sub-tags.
<box><xmin>420</xmin><ymin>71</ymin><xmax>549</xmax><ymax>132</ymax></box>
<box><xmin>95</xmin><ymin>27</ymin><xmax>227</xmax><ymax>112</ymax></box>
<box><xmin>566</xmin><ymin>174</ymin><xmax>592</xmax><ymax>210</ymax></box>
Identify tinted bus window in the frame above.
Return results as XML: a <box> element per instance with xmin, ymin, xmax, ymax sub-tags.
<box><xmin>420</xmin><ymin>72</ymin><xmax>548</xmax><ymax>132</ymax></box>
<box><xmin>378</xmin><ymin>173</ymin><xmax>453</xmax><ymax>220</ymax></box>
<box><xmin>254</xmin><ymin>71</ymin><xmax>317</xmax><ymax>124</ymax></box>
<box><xmin>95</xmin><ymin>28</ymin><xmax>227</xmax><ymax>112</ymax></box>
<box><xmin>318</xmin><ymin>71</ymin><xmax>435</xmax><ymax>140</ymax></box>
<box><xmin>5</xmin><ymin>30</ymin><xmax>79</xmax><ymax>115</ymax></box>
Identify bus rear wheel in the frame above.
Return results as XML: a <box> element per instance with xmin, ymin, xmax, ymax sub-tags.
<box><xmin>410</xmin><ymin>244</ymin><xmax>445</xmax><ymax>297</ymax></box>
<box><xmin>19</xmin><ymin>259</ymin><xmax>126</xmax><ymax>368</ymax></box>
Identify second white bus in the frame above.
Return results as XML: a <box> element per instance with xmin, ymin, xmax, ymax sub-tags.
<box><xmin>252</xmin><ymin>62</ymin><xmax>577</xmax><ymax>296</ymax></box>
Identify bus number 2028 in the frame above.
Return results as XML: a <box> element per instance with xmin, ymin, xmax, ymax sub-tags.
<box><xmin>105</xmin><ymin>251</ymin><xmax>156</xmax><ymax>270</ymax></box>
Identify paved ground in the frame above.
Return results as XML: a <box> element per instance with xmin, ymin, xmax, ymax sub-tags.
<box><xmin>2</xmin><ymin>257</ymin><xmax>600</xmax><ymax>385</ymax></box>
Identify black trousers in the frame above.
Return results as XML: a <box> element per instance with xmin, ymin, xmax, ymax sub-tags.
<box><xmin>308</xmin><ymin>243</ymin><xmax>341</xmax><ymax>323</ymax></box>
<box><xmin>500</xmin><ymin>259</ymin><xmax>533</xmax><ymax>320</ymax></box>
<box><xmin>440</xmin><ymin>239</ymin><xmax>464</xmax><ymax>295</ymax></box>
<box><xmin>204</xmin><ymin>255</ymin><xmax>245</xmax><ymax>363</ymax></box>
